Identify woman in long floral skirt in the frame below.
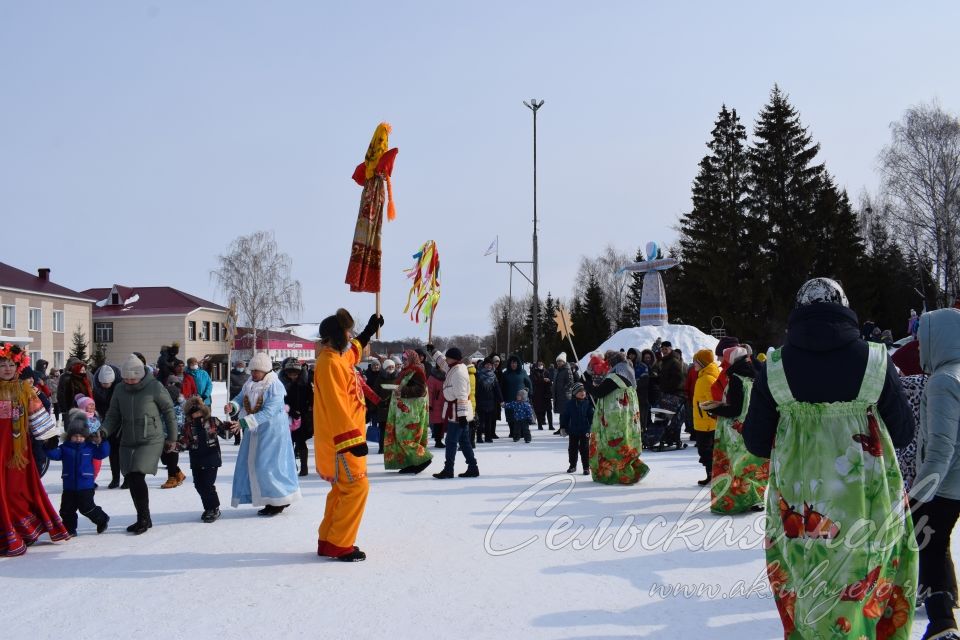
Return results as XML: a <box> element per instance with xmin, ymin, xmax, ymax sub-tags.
<box><xmin>383</xmin><ymin>350</ymin><xmax>432</xmax><ymax>475</ymax></box>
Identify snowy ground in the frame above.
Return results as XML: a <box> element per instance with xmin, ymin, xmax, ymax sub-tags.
<box><xmin>4</xmin><ymin>413</ymin><xmax>947</xmax><ymax>639</ymax></box>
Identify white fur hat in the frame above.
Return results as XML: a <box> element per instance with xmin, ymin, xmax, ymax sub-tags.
<box><xmin>121</xmin><ymin>354</ymin><xmax>145</xmax><ymax>381</ymax></box>
<box><xmin>556</xmin><ymin>352</ymin><xmax>567</xmax><ymax>363</ymax></box>
<box><xmin>97</xmin><ymin>365</ymin><xmax>115</xmax><ymax>385</ymax></box>
<box><xmin>383</xmin><ymin>358</ymin><xmax>397</xmax><ymax>371</ymax></box>
<box><xmin>249</xmin><ymin>352</ymin><xmax>272</xmax><ymax>373</ymax></box>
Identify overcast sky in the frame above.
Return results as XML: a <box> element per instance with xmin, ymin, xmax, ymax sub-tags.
<box><xmin>3</xmin><ymin>2</ymin><xmax>958</xmax><ymax>339</ymax></box>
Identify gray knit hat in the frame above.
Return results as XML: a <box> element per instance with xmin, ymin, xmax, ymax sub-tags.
<box><xmin>97</xmin><ymin>365</ymin><xmax>115</xmax><ymax>385</ymax></box>
<box><xmin>121</xmin><ymin>354</ymin><xmax>145</xmax><ymax>381</ymax></box>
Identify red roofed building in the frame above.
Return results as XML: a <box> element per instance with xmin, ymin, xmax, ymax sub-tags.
<box><xmin>0</xmin><ymin>262</ymin><xmax>95</xmax><ymax>371</ymax></box>
<box><xmin>81</xmin><ymin>284</ymin><xmax>230</xmax><ymax>380</ymax></box>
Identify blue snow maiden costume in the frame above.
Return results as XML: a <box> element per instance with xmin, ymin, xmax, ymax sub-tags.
<box><xmin>228</xmin><ymin>370</ymin><xmax>302</xmax><ymax>509</ymax></box>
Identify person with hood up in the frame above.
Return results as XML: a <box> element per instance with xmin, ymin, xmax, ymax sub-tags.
<box><xmin>501</xmin><ymin>355</ymin><xmax>532</xmax><ymax>440</ymax></box>
<box><xmin>383</xmin><ymin>349</ymin><xmax>432</xmax><ymax>474</ymax></box>
<box><xmin>912</xmin><ymin>308</ymin><xmax>960</xmax><ymax>639</ymax></box>
<box><xmin>531</xmin><ymin>362</ymin><xmax>554</xmax><ymax>431</ymax></box>
<box><xmin>93</xmin><ymin>364</ymin><xmax>124</xmax><ymax>489</ymax></box>
<box><xmin>703</xmin><ymin>347</ymin><xmax>768</xmax><ymax>514</ymax></box>
<box><xmin>553</xmin><ymin>354</ymin><xmax>573</xmax><ymax>435</ymax></box>
<box><xmin>426</xmin><ymin>353</ymin><xmax>447</xmax><ymax>448</ymax></box>
<box><xmin>313</xmin><ymin>309</ymin><xmax>383</xmax><ymax>562</ymax></box>
<box><xmin>691</xmin><ymin>349</ymin><xmax>720</xmax><ymax>486</ymax></box>
<box><xmin>742</xmin><ymin>278</ymin><xmax>916</xmax><ymax>640</ymax></box>
<box><xmin>279</xmin><ymin>358</ymin><xmax>314</xmax><ymax>476</ymax></box>
<box><xmin>100</xmin><ymin>354</ymin><xmax>179</xmax><ymax>535</ymax></box>
<box><xmin>433</xmin><ymin>347</ymin><xmax>479</xmax><ymax>479</ymax></box>
<box><xmin>475</xmin><ymin>358</ymin><xmax>503</xmax><ymax>443</ymax></box>
<box><xmin>584</xmin><ymin>351</ymin><xmax>648</xmax><ymax>485</ymax></box>
<box><xmin>179</xmin><ymin>395</ymin><xmax>231</xmax><ymax>523</ymax></box>
<box><xmin>226</xmin><ymin>352</ymin><xmax>301</xmax><ymax>517</ymax></box>
<box><xmin>60</xmin><ymin>360</ymin><xmax>93</xmax><ymax>411</ymax></box>
<box><xmin>185</xmin><ymin>357</ymin><xmax>212</xmax><ymax>406</ymax></box>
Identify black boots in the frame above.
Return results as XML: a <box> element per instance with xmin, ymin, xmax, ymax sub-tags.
<box><xmin>458</xmin><ymin>465</ymin><xmax>479</xmax><ymax>478</ymax></box>
<box><xmin>433</xmin><ymin>465</ymin><xmax>454</xmax><ymax>479</ymax></box>
<box><xmin>337</xmin><ymin>546</ymin><xmax>367</xmax><ymax>562</ymax></box>
<box><xmin>566</xmin><ymin>465</ymin><xmax>576</xmax><ymax>473</ymax></box>
<box><xmin>257</xmin><ymin>504</ymin><xmax>288</xmax><ymax>516</ymax></box>
<box><xmin>923</xmin><ymin>592</ymin><xmax>960</xmax><ymax>640</ymax></box>
<box><xmin>127</xmin><ymin>479</ymin><xmax>151</xmax><ymax>534</ymax></box>
<box><xmin>296</xmin><ymin>445</ymin><xmax>309</xmax><ymax>477</ymax></box>
<box><xmin>399</xmin><ymin>459</ymin><xmax>432</xmax><ymax>475</ymax></box>
<box><xmin>201</xmin><ymin>508</ymin><xmax>221</xmax><ymax>523</ymax></box>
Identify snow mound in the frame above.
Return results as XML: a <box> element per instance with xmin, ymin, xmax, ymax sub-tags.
<box><xmin>578</xmin><ymin>324</ymin><xmax>719</xmax><ymax>368</ymax></box>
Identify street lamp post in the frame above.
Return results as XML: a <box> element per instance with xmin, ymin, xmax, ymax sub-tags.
<box><xmin>523</xmin><ymin>98</ymin><xmax>544</xmax><ymax>364</ymax></box>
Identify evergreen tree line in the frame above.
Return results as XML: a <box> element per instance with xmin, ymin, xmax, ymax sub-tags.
<box><xmin>671</xmin><ymin>85</ymin><xmax>939</xmax><ymax>347</ymax></box>
<box><xmin>490</xmin><ymin>87</ymin><xmax>957</xmax><ymax>359</ymax></box>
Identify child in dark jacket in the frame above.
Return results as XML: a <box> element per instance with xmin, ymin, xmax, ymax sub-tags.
<box><xmin>503</xmin><ymin>389</ymin><xmax>534</xmax><ymax>443</ymax></box>
<box><xmin>561</xmin><ymin>383</ymin><xmax>594</xmax><ymax>475</ymax></box>
<box><xmin>46</xmin><ymin>409</ymin><xmax>110</xmax><ymax>535</ymax></box>
<box><xmin>178</xmin><ymin>396</ymin><xmax>231</xmax><ymax>522</ymax></box>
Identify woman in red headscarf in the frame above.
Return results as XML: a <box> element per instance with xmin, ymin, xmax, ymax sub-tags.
<box><xmin>383</xmin><ymin>349</ymin><xmax>432</xmax><ymax>475</ymax></box>
<box><xmin>0</xmin><ymin>344</ymin><xmax>70</xmax><ymax>555</ymax></box>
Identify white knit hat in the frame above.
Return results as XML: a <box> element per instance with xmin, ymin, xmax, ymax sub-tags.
<box><xmin>121</xmin><ymin>354</ymin><xmax>145</xmax><ymax>381</ymax></box>
<box><xmin>97</xmin><ymin>366</ymin><xmax>115</xmax><ymax>385</ymax></box>
<box><xmin>249</xmin><ymin>352</ymin><xmax>272</xmax><ymax>373</ymax></box>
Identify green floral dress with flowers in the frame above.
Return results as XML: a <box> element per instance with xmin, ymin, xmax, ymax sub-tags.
<box><xmin>383</xmin><ymin>372</ymin><xmax>432</xmax><ymax>470</ymax></box>
<box><xmin>711</xmin><ymin>374</ymin><xmax>770</xmax><ymax>514</ymax></box>
<box><xmin>764</xmin><ymin>342</ymin><xmax>917</xmax><ymax>639</ymax></box>
<box><xmin>589</xmin><ymin>374</ymin><xmax>649</xmax><ymax>485</ymax></box>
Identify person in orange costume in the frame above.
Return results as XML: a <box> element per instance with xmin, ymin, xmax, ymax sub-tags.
<box><xmin>313</xmin><ymin>309</ymin><xmax>383</xmax><ymax>562</ymax></box>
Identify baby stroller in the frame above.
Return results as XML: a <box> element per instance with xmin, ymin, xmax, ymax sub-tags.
<box><xmin>643</xmin><ymin>405</ymin><xmax>688</xmax><ymax>452</ymax></box>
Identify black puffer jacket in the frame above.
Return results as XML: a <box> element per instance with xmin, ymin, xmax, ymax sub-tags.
<box><xmin>279</xmin><ymin>367</ymin><xmax>313</xmax><ymax>440</ymax></box>
<box><xmin>743</xmin><ymin>303</ymin><xmax>914</xmax><ymax>458</ymax></box>
<box><xmin>229</xmin><ymin>367</ymin><xmax>250</xmax><ymax>400</ymax></box>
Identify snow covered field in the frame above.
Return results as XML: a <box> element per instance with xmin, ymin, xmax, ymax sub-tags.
<box><xmin>4</xmin><ymin>419</ymin><xmax>946</xmax><ymax>640</ymax></box>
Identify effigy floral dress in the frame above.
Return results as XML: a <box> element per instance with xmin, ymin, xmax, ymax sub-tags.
<box><xmin>383</xmin><ymin>372</ymin><xmax>432</xmax><ymax>471</ymax></box>
<box><xmin>589</xmin><ymin>374</ymin><xmax>649</xmax><ymax>485</ymax></box>
<box><xmin>711</xmin><ymin>374</ymin><xmax>769</xmax><ymax>514</ymax></box>
<box><xmin>764</xmin><ymin>343</ymin><xmax>917</xmax><ymax>639</ymax></box>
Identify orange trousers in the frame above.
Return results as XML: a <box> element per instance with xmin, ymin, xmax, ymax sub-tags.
<box><xmin>317</xmin><ymin>456</ymin><xmax>369</xmax><ymax>557</ymax></box>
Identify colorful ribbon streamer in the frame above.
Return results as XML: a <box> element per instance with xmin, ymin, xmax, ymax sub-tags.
<box><xmin>402</xmin><ymin>240</ymin><xmax>441</xmax><ymax>323</ymax></box>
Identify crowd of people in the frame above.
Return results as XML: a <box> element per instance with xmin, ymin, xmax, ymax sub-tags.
<box><xmin>2</xmin><ymin>279</ymin><xmax>960</xmax><ymax>639</ymax></box>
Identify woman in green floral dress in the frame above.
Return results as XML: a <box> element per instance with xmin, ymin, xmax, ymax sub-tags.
<box><xmin>383</xmin><ymin>350</ymin><xmax>432</xmax><ymax>475</ymax></box>
<box><xmin>743</xmin><ymin>279</ymin><xmax>917</xmax><ymax>640</ymax></box>
<box><xmin>707</xmin><ymin>348</ymin><xmax>769</xmax><ymax>514</ymax></box>
<box><xmin>586</xmin><ymin>351</ymin><xmax>649</xmax><ymax>486</ymax></box>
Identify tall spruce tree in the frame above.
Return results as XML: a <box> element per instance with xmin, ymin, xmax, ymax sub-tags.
<box><xmin>571</xmin><ymin>274</ymin><xmax>610</xmax><ymax>355</ymax></box>
<box><xmin>621</xmin><ymin>246</ymin><xmax>645</xmax><ymax>327</ymax></box>
<box><xmin>746</xmin><ymin>86</ymin><xmax>826</xmax><ymax>343</ymax></box>
<box><xmin>70</xmin><ymin>325</ymin><xmax>89</xmax><ymax>363</ymax></box>
<box><xmin>541</xmin><ymin>293</ymin><xmax>561</xmax><ymax>363</ymax></box>
<box><xmin>518</xmin><ymin>297</ymin><xmax>543</xmax><ymax>363</ymax></box>
<box><xmin>675</xmin><ymin>105</ymin><xmax>750</xmax><ymax>333</ymax></box>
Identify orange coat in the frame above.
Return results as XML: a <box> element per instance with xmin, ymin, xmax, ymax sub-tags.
<box><xmin>313</xmin><ymin>340</ymin><xmax>367</xmax><ymax>481</ymax></box>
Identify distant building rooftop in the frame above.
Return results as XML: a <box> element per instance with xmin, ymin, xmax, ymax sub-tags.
<box><xmin>81</xmin><ymin>285</ymin><xmax>226</xmax><ymax>317</ymax></box>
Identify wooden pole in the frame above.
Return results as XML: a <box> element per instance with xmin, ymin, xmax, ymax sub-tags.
<box><xmin>375</xmin><ymin>292</ymin><xmax>381</xmax><ymax>339</ymax></box>
<box><xmin>428</xmin><ymin>314</ymin><xmax>434</xmax><ymax>345</ymax></box>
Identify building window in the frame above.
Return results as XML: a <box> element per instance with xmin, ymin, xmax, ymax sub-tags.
<box><xmin>202</xmin><ymin>321</ymin><xmax>210</xmax><ymax>341</ymax></box>
<box><xmin>29</xmin><ymin>351</ymin><xmax>41</xmax><ymax>365</ymax></box>
<box><xmin>94</xmin><ymin>322</ymin><xmax>114</xmax><ymax>343</ymax></box>
<box><xmin>52</xmin><ymin>310</ymin><xmax>65</xmax><ymax>333</ymax></box>
<box><xmin>111</xmin><ymin>292</ymin><xmax>119</xmax><ymax>305</ymax></box>
<box><xmin>212</xmin><ymin>322</ymin><xmax>220</xmax><ymax>341</ymax></box>
<box><xmin>1</xmin><ymin>305</ymin><xmax>13</xmax><ymax>330</ymax></box>
<box><xmin>53</xmin><ymin>351</ymin><xmax>64</xmax><ymax>370</ymax></box>
<box><xmin>28</xmin><ymin>308</ymin><xmax>41</xmax><ymax>331</ymax></box>
<box><xmin>188</xmin><ymin>321</ymin><xmax>197</xmax><ymax>341</ymax></box>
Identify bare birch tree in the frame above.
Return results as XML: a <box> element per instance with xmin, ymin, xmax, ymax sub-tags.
<box><xmin>880</xmin><ymin>102</ymin><xmax>960</xmax><ymax>306</ymax></box>
<box><xmin>573</xmin><ymin>245</ymin><xmax>631</xmax><ymax>332</ymax></box>
<box><xmin>212</xmin><ymin>231</ymin><xmax>303</xmax><ymax>355</ymax></box>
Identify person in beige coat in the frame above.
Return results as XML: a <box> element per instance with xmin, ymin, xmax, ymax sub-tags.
<box><xmin>433</xmin><ymin>348</ymin><xmax>478</xmax><ymax>479</ymax></box>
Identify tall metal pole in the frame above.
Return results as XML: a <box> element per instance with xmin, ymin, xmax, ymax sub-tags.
<box><xmin>524</xmin><ymin>98</ymin><xmax>544</xmax><ymax>364</ymax></box>
<box><xmin>506</xmin><ymin>266</ymin><xmax>513</xmax><ymax>356</ymax></box>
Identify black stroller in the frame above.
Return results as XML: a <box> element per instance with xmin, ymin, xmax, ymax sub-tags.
<box><xmin>642</xmin><ymin>403</ymin><xmax>688</xmax><ymax>452</ymax></box>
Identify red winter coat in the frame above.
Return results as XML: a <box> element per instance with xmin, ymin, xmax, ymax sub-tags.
<box><xmin>427</xmin><ymin>373</ymin><xmax>446</xmax><ymax>425</ymax></box>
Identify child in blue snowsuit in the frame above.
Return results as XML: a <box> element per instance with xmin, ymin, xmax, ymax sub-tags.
<box><xmin>561</xmin><ymin>383</ymin><xmax>594</xmax><ymax>475</ymax></box>
<box><xmin>46</xmin><ymin>409</ymin><xmax>110</xmax><ymax>535</ymax></box>
<box><xmin>504</xmin><ymin>389</ymin><xmax>534</xmax><ymax>443</ymax></box>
